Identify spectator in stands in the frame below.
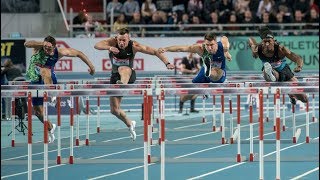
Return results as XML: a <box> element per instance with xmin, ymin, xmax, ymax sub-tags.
<box><xmin>292</xmin><ymin>10</ymin><xmax>306</xmax><ymax>35</ymax></box>
<box><xmin>156</xmin><ymin>0</ymin><xmax>173</xmax><ymax>13</ymax></box>
<box><xmin>256</xmin><ymin>0</ymin><xmax>274</xmax><ymax>21</ymax></box>
<box><xmin>187</xmin><ymin>0</ymin><xmax>203</xmax><ymax>18</ymax></box>
<box><xmin>234</xmin><ymin>0</ymin><xmax>251</xmax><ymax>16</ymax></box>
<box><xmin>189</xmin><ymin>15</ymin><xmax>202</xmax><ymax>36</ymax></box>
<box><xmin>1</xmin><ymin>58</ymin><xmax>24</xmax><ymax>82</ymax></box>
<box><xmin>218</xmin><ymin>0</ymin><xmax>234</xmax><ymax>23</ymax></box>
<box><xmin>113</xmin><ymin>13</ymin><xmax>128</xmax><ymax>33</ymax></box>
<box><xmin>141</xmin><ymin>0</ymin><xmax>157</xmax><ymax>24</ymax></box>
<box><xmin>203</xmin><ymin>0</ymin><xmax>219</xmax><ymax>23</ymax></box>
<box><xmin>84</xmin><ymin>14</ymin><xmax>105</xmax><ymax>37</ymax></box>
<box><xmin>274</xmin><ymin>12</ymin><xmax>289</xmax><ymax>36</ymax></box>
<box><xmin>225</xmin><ymin>12</ymin><xmax>241</xmax><ymax>35</ymax></box>
<box><xmin>178</xmin><ymin>13</ymin><xmax>191</xmax><ymax>31</ymax></box>
<box><xmin>172</xmin><ymin>0</ymin><xmax>187</xmax><ymax>12</ymax></box>
<box><xmin>240</xmin><ymin>10</ymin><xmax>255</xmax><ymax>35</ymax></box>
<box><xmin>106</xmin><ymin>0</ymin><xmax>123</xmax><ymax>24</ymax></box>
<box><xmin>147</xmin><ymin>11</ymin><xmax>166</xmax><ymax>37</ymax></box>
<box><xmin>122</xmin><ymin>0</ymin><xmax>140</xmax><ymax>22</ymax></box>
<box><xmin>178</xmin><ymin>53</ymin><xmax>200</xmax><ymax>114</ymax></box>
<box><xmin>72</xmin><ymin>11</ymin><xmax>88</xmax><ymax>37</ymax></box>
<box><xmin>278</xmin><ymin>4</ymin><xmax>293</xmax><ymax>23</ymax></box>
<box><xmin>293</xmin><ymin>0</ymin><xmax>310</xmax><ymax>17</ymax></box>
<box><xmin>261</xmin><ymin>11</ymin><xmax>271</xmax><ymax>24</ymax></box>
<box><xmin>129</xmin><ymin>12</ymin><xmax>146</xmax><ymax>37</ymax></box>
<box><xmin>167</xmin><ymin>11</ymin><xmax>180</xmax><ymax>32</ymax></box>
<box><xmin>207</xmin><ymin>12</ymin><xmax>223</xmax><ymax>32</ymax></box>
<box><xmin>306</xmin><ymin>7</ymin><xmax>319</xmax><ymax>35</ymax></box>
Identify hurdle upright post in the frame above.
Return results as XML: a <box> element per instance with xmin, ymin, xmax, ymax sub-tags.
<box><xmin>236</xmin><ymin>94</ymin><xmax>241</xmax><ymax>162</ymax></box>
<box><xmin>305</xmin><ymin>94</ymin><xmax>310</xmax><ymax>143</ymax></box>
<box><xmin>160</xmin><ymin>90</ymin><xmax>166</xmax><ymax>180</ymax></box>
<box><xmin>27</xmin><ymin>92</ymin><xmax>32</xmax><ymax>180</ymax></box>
<box><xmin>229</xmin><ymin>95</ymin><xmax>234</xmax><ymax>144</ymax></box>
<box><xmin>275</xmin><ymin>88</ymin><xmax>281</xmax><ymax>180</ymax></box>
<box><xmin>75</xmin><ymin>96</ymin><xmax>80</xmax><ymax>146</ymax></box>
<box><xmin>57</xmin><ymin>86</ymin><xmax>62</xmax><ymax>164</ymax></box>
<box><xmin>143</xmin><ymin>90</ymin><xmax>149</xmax><ymax>180</ymax></box>
<box><xmin>97</xmin><ymin>96</ymin><xmax>100</xmax><ymax>133</ymax></box>
<box><xmin>85</xmin><ymin>96</ymin><xmax>90</xmax><ymax>146</ymax></box>
<box><xmin>69</xmin><ymin>85</ymin><xmax>74</xmax><ymax>164</ymax></box>
<box><xmin>221</xmin><ymin>95</ymin><xmax>225</xmax><ymax>144</ymax></box>
<box><xmin>43</xmin><ymin>92</ymin><xmax>49</xmax><ymax>180</ymax></box>
<box><xmin>11</xmin><ymin>97</ymin><xmax>15</xmax><ymax>147</ymax></box>
<box><xmin>282</xmin><ymin>94</ymin><xmax>286</xmax><ymax>131</ymax></box>
<box><xmin>212</xmin><ymin>95</ymin><xmax>216</xmax><ymax>131</ymax></box>
<box><xmin>259</xmin><ymin>89</ymin><xmax>264</xmax><ymax>180</ymax></box>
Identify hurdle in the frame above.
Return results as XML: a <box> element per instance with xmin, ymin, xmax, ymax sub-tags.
<box><xmin>270</xmin><ymin>86</ymin><xmax>319</xmax><ymax>180</ymax></box>
<box><xmin>155</xmin><ymin>82</ymin><xmax>244</xmax><ymax>144</ymax></box>
<box><xmin>1</xmin><ymin>86</ymin><xmax>152</xmax><ymax>180</ymax></box>
<box><xmin>245</xmin><ymin>81</ymin><xmax>319</xmax><ymax>143</ymax></box>
<box><xmin>155</xmin><ymin>86</ymin><xmax>269</xmax><ymax>180</ymax></box>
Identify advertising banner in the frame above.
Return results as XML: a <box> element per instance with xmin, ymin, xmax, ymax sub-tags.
<box><xmin>25</xmin><ymin>36</ymin><xmax>319</xmax><ymax>72</ymax></box>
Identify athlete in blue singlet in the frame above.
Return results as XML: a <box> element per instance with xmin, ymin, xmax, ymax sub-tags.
<box><xmin>158</xmin><ymin>32</ymin><xmax>232</xmax><ymax>105</ymax></box>
<box><xmin>25</xmin><ymin>35</ymin><xmax>95</xmax><ymax>143</ymax></box>
<box><xmin>158</xmin><ymin>32</ymin><xmax>232</xmax><ymax>83</ymax></box>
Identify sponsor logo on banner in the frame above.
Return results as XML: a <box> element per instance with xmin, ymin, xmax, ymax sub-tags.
<box><xmin>54</xmin><ymin>59</ymin><xmax>72</xmax><ymax>71</ymax></box>
<box><xmin>48</xmin><ymin>97</ymin><xmax>70</xmax><ymax>115</ymax></box>
<box><xmin>102</xmin><ymin>58</ymin><xmax>144</xmax><ymax>71</ymax></box>
<box><xmin>54</xmin><ymin>41</ymin><xmax>72</xmax><ymax>71</ymax></box>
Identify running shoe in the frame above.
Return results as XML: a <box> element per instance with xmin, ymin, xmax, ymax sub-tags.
<box><xmin>264</xmin><ymin>62</ymin><xmax>276</xmax><ymax>82</ymax></box>
<box><xmin>51</xmin><ymin>96</ymin><xmax>57</xmax><ymax>107</ymax></box>
<box><xmin>129</xmin><ymin>121</ymin><xmax>136</xmax><ymax>141</ymax></box>
<box><xmin>49</xmin><ymin>123</ymin><xmax>56</xmax><ymax>143</ymax></box>
<box><xmin>190</xmin><ymin>109</ymin><xmax>199</xmax><ymax>113</ymax></box>
<box><xmin>202</xmin><ymin>56</ymin><xmax>211</xmax><ymax>77</ymax></box>
<box><xmin>289</xmin><ymin>96</ymin><xmax>297</xmax><ymax>105</ymax></box>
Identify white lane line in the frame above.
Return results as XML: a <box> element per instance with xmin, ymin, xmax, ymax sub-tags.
<box><xmin>186</xmin><ymin>141</ymin><xmax>310</xmax><ymax>180</ymax></box>
<box><xmin>1</xmin><ymin>112</ymin><xmax>314</xmax><ymax>179</ymax></box>
<box><xmin>87</xmin><ymin>112</ymin><xmax>315</xmax><ymax>179</ymax></box>
<box><xmin>1</xmin><ymin>164</ymin><xmax>65</xmax><ymax>179</ymax></box>
<box><xmin>88</xmin><ymin>164</ymin><xmax>155</xmax><ymax>180</ymax></box>
<box><xmin>290</xmin><ymin>167</ymin><xmax>319</xmax><ymax>180</ymax></box>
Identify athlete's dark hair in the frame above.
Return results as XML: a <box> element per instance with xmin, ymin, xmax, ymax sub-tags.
<box><xmin>204</xmin><ymin>32</ymin><xmax>216</xmax><ymax>41</ymax></box>
<box><xmin>258</xmin><ymin>26</ymin><xmax>274</xmax><ymax>39</ymax></box>
<box><xmin>117</xmin><ymin>28</ymin><xmax>130</xmax><ymax>35</ymax></box>
<box><xmin>44</xmin><ymin>35</ymin><xmax>56</xmax><ymax>46</ymax></box>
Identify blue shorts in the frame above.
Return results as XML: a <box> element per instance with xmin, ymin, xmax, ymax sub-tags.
<box><xmin>192</xmin><ymin>67</ymin><xmax>226</xmax><ymax>83</ymax></box>
<box><xmin>31</xmin><ymin>71</ymin><xmax>57</xmax><ymax>106</ymax></box>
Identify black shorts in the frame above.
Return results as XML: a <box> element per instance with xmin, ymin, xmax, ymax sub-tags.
<box><xmin>276</xmin><ymin>64</ymin><xmax>294</xmax><ymax>82</ymax></box>
<box><xmin>110</xmin><ymin>69</ymin><xmax>136</xmax><ymax>84</ymax></box>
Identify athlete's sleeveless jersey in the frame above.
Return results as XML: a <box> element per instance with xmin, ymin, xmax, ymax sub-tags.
<box><xmin>210</xmin><ymin>41</ymin><xmax>226</xmax><ymax>70</ymax></box>
<box><xmin>44</xmin><ymin>48</ymin><xmax>59</xmax><ymax>67</ymax></box>
<box><xmin>258</xmin><ymin>43</ymin><xmax>286</xmax><ymax>70</ymax></box>
<box><xmin>26</xmin><ymin>48</ymin><xmax>59</xmax><ymax>81</ymax></box>
<box><xmin>109</xmin><ymin>40</ymin><xmax>134</xmax><ymax>73</ymax></box>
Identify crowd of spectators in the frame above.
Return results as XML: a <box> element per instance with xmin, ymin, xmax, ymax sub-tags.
<box><xmin>74</xmin><ymin>0</ymin><xmax>319</xmax><ymax>37</ymax></box>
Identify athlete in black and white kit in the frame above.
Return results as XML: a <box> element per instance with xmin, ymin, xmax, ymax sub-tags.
<box><xmin>94</xmin><ymin>28</ymin><xmax>174</xmax><ymax>141</ymax></box>
<box><xmin>248</xmin><ymin>27</ymin><xmax>308</xmax><ymax>104</ymax></box>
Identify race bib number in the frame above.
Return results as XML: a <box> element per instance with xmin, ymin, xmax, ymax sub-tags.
<box><xmin>112</xmin><ymin>57</ymin><xmax>130</xmax><ymax>66</ymax></box>
<box><xmin>211</xmin><ymin>61</ymin><xmax>222</xmax><ymax>68</ymax></box>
